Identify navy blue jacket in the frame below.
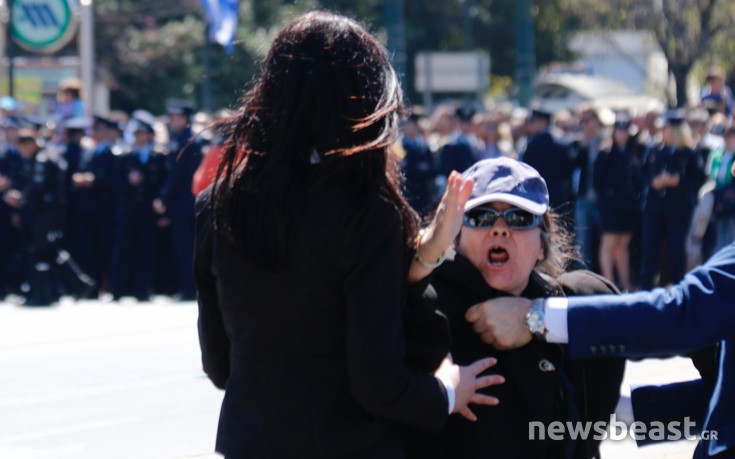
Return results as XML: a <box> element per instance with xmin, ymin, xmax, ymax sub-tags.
<box><xmin>640</xmin><ymin>145</ymin><xmax>705</xmax><ymax>214</ymax></box>
<box><xmin>522</xmin><ymin>132</ymin><xmax>573</xmax><ymax>210</ymax></box>
<box><xmin>71</xmin><ymin>142</ymin><xmax>117</xmax><ymax>216</ymax></box>
<box><xmin>567</xmin><ymin>243</ymin><xmax>735</xmax><ymax>457</ymax></box>
<box><xmin>159</xmin><ymin>128</ymin><xmax>202</xmax><ymax>217</ymax></box>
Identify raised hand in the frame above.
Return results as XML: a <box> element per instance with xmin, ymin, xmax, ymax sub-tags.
<box><xmin>408</xmin><ymin>171</ymin><xmax>474</xmax><ymax>282</ymax></box>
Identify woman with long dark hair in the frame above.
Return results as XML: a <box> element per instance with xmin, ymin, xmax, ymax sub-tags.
<box><xmin>194</xmin><ymin>12</ymin><xmax>501</xmax><ymax>458</ymax></box>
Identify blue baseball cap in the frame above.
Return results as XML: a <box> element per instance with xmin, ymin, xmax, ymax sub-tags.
<box><xmin>462</xmin><ymin>157</ymin><xmax>549</xmax><ymax>215</ymax></box>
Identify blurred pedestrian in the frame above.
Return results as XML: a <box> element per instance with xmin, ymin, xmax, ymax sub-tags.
<box><xmin>400</xmin><ymin>113</ymin><xmax>437</xmax><ymax>216</ymax></box>
<box><xmin>594</xmin><ymin>117</ymin><xmax>643</xmax><ymax>291</ymax></box>
<box><xmin>3</xmin><ymin>130</ymin><xmax>93</xmax><ymax>305</ymax></box>
<box><xmin>437</xmin><ymin>105</ymin><xmax>480</xmax><ymax>192</ymax></box>
<box><xmin>53</xmin><ymin>78</ymin><xmax>86</xmax><ymax>142</ymax></box>
<box><xmin>570</xmin><ymin>107</ymin><xmax>605</xmax><ymax>270</ymax></box>
<box><xmin>67</xmin><ymin>115</ymin><xmax>118</xmax><ymax>297</ymax></box>
<box><xmin>110</xmin><ymin>115</ymin><xmax>167</xmax><ymax>301</ymax></box>
<box><xmin>640</xmin><ymin>111</ymin><xmax>705</xmax><ymax>289</ymax></box>
<box><xmin>153</xmin><ymin>99</ymin><xmax>202</xmax><ymax>301</ymax></box>
<box><xmin>0</xmin><ymin>118</ymin><xmax>25</xmax><ymax>297</ymax></box>
<box><xmin>521</xmin><ymin>108</ymin><xmax>573</xmax><ymax>212</ymax></box>
<box><xmin>707</xmin><ymin>126</ymin><xmax>735</xmax><ymax>252</ymax></box>
<box><xmin>477</xmin><ymin>116</ymin><xmax>512</xmax><ymax>160</ymax></box>
<box><xmin>701</xmin><ymin>65</ymin><xmax>733</xmax><ymax>120</ymax></box>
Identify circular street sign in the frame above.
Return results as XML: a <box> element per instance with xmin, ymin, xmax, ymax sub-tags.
<box><xmin>11</xmin><ymin>0</ymin><xmax>78</xmax><ymax>53</ymax></box>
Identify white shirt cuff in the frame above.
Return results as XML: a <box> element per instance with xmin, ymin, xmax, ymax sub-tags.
<box><xmin>544</xmin><ymin>297</ymin><xmax>569</xmax><ymax>343</ymax></box>
<box><xmin>436</xmin><ymin>376</ymin><xmax>456</xmax><ymax>414</ymax></box>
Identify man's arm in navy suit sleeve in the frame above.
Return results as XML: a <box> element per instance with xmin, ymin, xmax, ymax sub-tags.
<box><xmin>567</xmin><ymin>243</ymin><xmax>735</xmax><ymax>360</ymax></box>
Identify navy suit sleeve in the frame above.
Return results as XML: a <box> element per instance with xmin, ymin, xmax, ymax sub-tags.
<box><xmin>567</xmin><ymin>243</ymin><xmax>735</xmax><ymax>359</ymax></box>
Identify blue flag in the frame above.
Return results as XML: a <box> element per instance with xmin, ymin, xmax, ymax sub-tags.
<box><xmin>200</xmin><ymin>0</ymin><xmax>239</xmax><ymax>54</ymax></box>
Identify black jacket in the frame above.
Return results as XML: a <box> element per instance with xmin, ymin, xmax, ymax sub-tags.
<box><xmin>522</xmin><ymin>132</ymin><xmax>573</xmax><ymax>210</ymax></box>
<box><xmin>406</xmin><ymin>253</ymin><xmax>625</xmax><ymax>459</ymax></box>
<box><xmin>195</xmin><ymin>181</ymin><xmax>450</xmax><ymax>458</ymax></box>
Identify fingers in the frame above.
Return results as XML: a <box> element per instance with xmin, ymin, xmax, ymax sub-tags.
<box><xmin>465</xmin><ymin>303</ymin><xmax>482</xmax><ymax>323</ymax></box>
<box><xmin>468</xmin><ymin>357</ymin><xmax>497</xmax><ymax>375</ymax></box>
<box><xmin>470</xmin><ymin>393</ymin><xmax>500</xmax><ymax>406</ymax></box>
<box><xmin>458</xmin><ymin>406</ymin><xmax>478</xmax><ymax>422</ymax></box>
<box><xmin>458</xmin><ymin>176</ymin><xmax>474</xmax><ymax>208</ymax></box>
<box><xmin>475</xmin><ymin>374</ymin><xmax>505</xmax><ymax>390</ymax></box>
<box><xmin>479</xmin><ymin>330</ymin><xmax>496</xmax><ymax>346</ymax></box>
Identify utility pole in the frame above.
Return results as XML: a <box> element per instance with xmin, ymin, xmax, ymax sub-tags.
<box><xmin>80</xmin><ymin>0</ymin><xmax>94</xmax><ymax>112</ymax></box>
<box><xmin>383</xmin><ymin>0</ymin><xmax>406</xmax><ymax>85</ymax></box>
<box><xmin>515</xmin><ymin>0</ymin><xmax>535</xmax><ymax>108</ymax></box>
<box><xmin>462</xmin><ymin>0</ymin><xmax>472</xmax><ymax>51</ymax></box>
<box><xmin>6</xmin><ymin>0</ymin><xmax>14</xmax><ymax>98</ymax></box>
<box><xmin>202</xmin><ymin>23</ymin><xmax>212</xmax><ymax>112</ymax></box>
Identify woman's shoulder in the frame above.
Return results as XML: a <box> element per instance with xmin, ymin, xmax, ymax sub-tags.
<box><xmin>555</xmin><ymin>269</ymin><xmax>620</xmax><ymax>296</ymax></box>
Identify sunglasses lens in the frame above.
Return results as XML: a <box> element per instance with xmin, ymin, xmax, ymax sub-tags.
<box><xmin>464</xmin><ymin>208</ymin><xmax>498</xmax><ymax>228</ymax></box>
<box><xmin>504</xmin><ymin>209</ymin><xmax>538</xmax><ymax>228</ymax></box>
<box><xmin>463</xmin><ymin>207</ymin><xmax>540</xmax><ymax>229</ymax></box>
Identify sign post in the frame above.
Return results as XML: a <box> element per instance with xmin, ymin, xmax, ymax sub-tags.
<box><xmin>414</xmin><ymin>51</ymin><xmax>490</xmax><ymax>111</ymax></box>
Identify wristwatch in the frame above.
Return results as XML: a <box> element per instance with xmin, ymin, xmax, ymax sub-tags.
<box><xmin>525</xmin><ymin>299</ymin><xmax>547</xmax><ymax>340</ymax></box>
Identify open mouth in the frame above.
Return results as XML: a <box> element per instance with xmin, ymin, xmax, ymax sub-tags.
<box><xmin>487</xmin><ymin>245</ymin><xmax>510</xmax><ymax>266</ymax></box>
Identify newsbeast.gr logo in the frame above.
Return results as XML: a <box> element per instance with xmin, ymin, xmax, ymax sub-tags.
<box><xmin>529</xmin><ymin>415</ymin><xmax>719</xmax><ymax>442</ymax></box>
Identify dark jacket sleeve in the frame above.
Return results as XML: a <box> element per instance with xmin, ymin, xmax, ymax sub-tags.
<box><xmin>567</xmin><ymin>243</ymin><xmax>735</xmax><ymax>358</ymax></box>
<box><xmin>194</xmin><ymin>188</ymin><xmax>230</xmax><ymax>389</ymax></box>
<box><xmin>341</xmin><ymin>198</ymin><xmax>448</xmax><ymax>432</ymax></box>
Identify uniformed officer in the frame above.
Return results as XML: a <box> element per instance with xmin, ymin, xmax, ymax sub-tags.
<box><xmin>153</xmin><ymin>99</ymin><xmax>202</xmax><ymax>300</ymax></box>
<box><xmin>438</xmin><ymin>105</ymin><xmax>480</xmax><ymax>187</ymax></box>
<box><xmin>0</xmin><ymin>117</ymin><xmax>26</xmax><ymax>297</ymax></box>
<box><xmin>521</xmin><ymin>108</ymin><xmax>573</xmax><ymax>212</ymax></box>
<box><xmin>67</xmin><ymin>115</ymin><xmax>118</xmax><ymax>296</ymax></box>
<box><xmin>639</xmin><ymin>110</ymin><xmax>706</xmax><ymax>289</ymax></box>
<box><xmin>3</xmin><ymin>130</ymin><xmax>94</xmax><ymax>305</ymax></box>
<box><xmin>110</xmin><ymin>115</ymin><xmax>167</xmax><ymax>301</ymax></box>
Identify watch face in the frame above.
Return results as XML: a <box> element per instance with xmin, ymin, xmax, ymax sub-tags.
<box><xmin>527</xmin><ymin>313</ymin><xmax>544</xmax><ymax>333</ymax></box>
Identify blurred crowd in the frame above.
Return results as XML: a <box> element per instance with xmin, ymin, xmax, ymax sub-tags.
<box><xmin>0</xmin><ymin>78</ymin><xmax>224</xmax><ymax>305</ymax></box>
<box><xmin>2</xmin><ymin>67</ymin><xmax>734</xmax><ymax>305</ymax></box>
<box><xmin>398</xmin><ymin>72</ymin><xmax>734</xmax><ymax>293</ymax></box>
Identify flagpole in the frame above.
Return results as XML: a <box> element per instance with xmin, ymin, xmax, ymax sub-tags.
<box><xmin>80</xmin><ymin>0</ymin><xmax>95</xmax><ymax>113</ymax></box>
<box><xmin>202</xmin><ymin>22</ymin><xmax>213</xmax><ymax>112</ymax></box>
<box><xmin>6</xmin><ymin>0</ymin><xmax>15</xmax><ymax>98</ymax></box>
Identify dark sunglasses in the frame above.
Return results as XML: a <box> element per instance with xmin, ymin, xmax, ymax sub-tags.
<box><xmin>463</xmin><ymin>206</ymin><xmax>542</xmax><ymax>230</ymax></box>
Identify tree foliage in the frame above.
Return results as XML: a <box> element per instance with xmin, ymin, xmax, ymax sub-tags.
<box><xmin>95</xmin><ymin>0</ymin><xmax>585</xmax><ymax>112</ymax></box>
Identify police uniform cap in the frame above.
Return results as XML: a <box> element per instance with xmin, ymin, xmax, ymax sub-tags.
<box><xmin>663</xmin><ymin>109</ymin><xmax>686</xmax><ymax>126</ymax></box>
<box><xmin>166</xmin><ymin>98</ymin><xmax>196</xmax><ymax>117</ymax></box>
<box><xmin>65</xmin><ymin>117</ymin><xmax>90</xmax><ymax>131</ymax></box>
<box><xmin>455</xmin><ymin>105</ymin><xmax>476</xmax><ymax>122</ymax></box>
<box><xmin>130</xmin><ymin>118</ymin><xmax>155</xmax><ymax>134</ymax></box>
<box><xmin>613</xmin><ymin>114</ymin><xmax>632</xmax><ymax>130</ymax></box>
<box><xmin>530</xmin><ymin>108</ymin><xmax>553</xmax><ymax>122</ymax></box>
<box><xmin>93</xmin><ymin>115</ymin><xmax>118</xmax><ymax>130</ymax></box>
<box><xmin>2</xmin><ymin>116</ymin><xmax>21</xmax><ymax>129</ymax></box>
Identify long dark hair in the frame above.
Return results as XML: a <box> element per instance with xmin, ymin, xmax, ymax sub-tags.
<box><xmin>212</xmin><ymin>11</ymin><xmax>418</xmax><ymax>269</ymax></box>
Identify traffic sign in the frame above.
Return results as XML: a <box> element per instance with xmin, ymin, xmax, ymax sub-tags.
<box><xmin>11</xmin><ymin>0</ymin><xmax>78</xmax><ymax>53</ymax></box>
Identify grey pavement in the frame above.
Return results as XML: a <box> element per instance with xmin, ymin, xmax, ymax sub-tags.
<box><xmin>0</xmin><ymin>298</ymin><xmax>701</xmax><ymax>458</ymax></box>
